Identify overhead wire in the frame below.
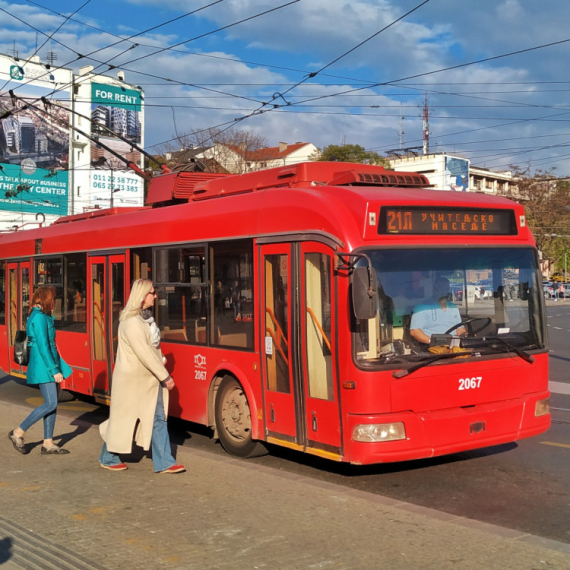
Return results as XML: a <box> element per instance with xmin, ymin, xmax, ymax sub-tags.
<box><xmin>4</xmin><ymin>2</ymin><xmax>570</xmax><ymax>176</ymax></box>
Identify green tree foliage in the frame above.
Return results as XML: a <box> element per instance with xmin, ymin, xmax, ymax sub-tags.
<box><xmin>510</xmin><ymin>166</ymin><xmax>570</xmax><ymax>276</ymax></box>
<box><xmin>310</xmin><ymin>144</ymin><xmax>390</xmax><ymax>168</ymax></box>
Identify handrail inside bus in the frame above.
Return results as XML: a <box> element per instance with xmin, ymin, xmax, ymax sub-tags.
<box><xmin>306</xmin><ymin>307</ymin><xmax>332</xmax><ymax>352</ymax></box>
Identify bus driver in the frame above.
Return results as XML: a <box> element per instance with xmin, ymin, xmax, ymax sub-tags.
<box><xmin>410</xmin><ymin>276</ymin><xmax>467</xmax><ymax>345</ymax></box>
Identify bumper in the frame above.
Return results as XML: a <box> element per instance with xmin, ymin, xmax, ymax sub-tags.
<box><xmin>345</xmin><ymin>391</ymin><xmax>551</xmax><ymax>465</ymax></box>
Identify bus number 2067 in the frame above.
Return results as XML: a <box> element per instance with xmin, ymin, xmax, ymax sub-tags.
<box><xmin>459</xmin><ymin>377</ymin><xmax>482</xmax><ymax>390</ymax></box>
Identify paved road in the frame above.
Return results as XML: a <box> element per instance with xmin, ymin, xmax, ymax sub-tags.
<box><xmin>0</xmin><ymin>302</ymin><xmax>568</xmax><ymax>569</ymax></box>
<box><xmin>1</xmin><ymin>394</ymin><xmax>570</xmax><ymax>570</ymax></box>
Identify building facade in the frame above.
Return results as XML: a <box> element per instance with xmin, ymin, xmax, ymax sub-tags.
<box><xmin>0</xmin><ymin>52</ymin><xmax>146</xmax><ymax>232</ymax></box>
<box><xmin>389</xmin><ymin>153</ymin><xmax>514</xmax><ymax>196</ymax></box>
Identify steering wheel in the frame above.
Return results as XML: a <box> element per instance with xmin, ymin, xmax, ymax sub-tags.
<box><xmin>445</xmin><ymin>317</ymin><xmax>492</xmax><ymax>337</ymax></box>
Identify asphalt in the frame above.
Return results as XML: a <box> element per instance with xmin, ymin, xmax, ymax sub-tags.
<box><xmin>1</xmin><ymin>387</ymin><xmax>570</xmax><ymax>570</ymax></box>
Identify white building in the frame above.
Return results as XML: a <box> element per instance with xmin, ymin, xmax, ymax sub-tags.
<box><xmin>201</xmin><ymin>141</ymin><xmax>319</xmax><ymax>174</ymax></box>
<box><xmin>389</xmin><ymin>153</ymin><xmax>514</xmax><ymax>196</ymax></box>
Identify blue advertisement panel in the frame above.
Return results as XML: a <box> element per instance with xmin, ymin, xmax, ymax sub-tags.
<box><xmin>0</xmin><ymin>163</ymin><xmax>68</xmax><ymax>214</ymax></box>
<box><xmin>0</xmin><ymin>56</ymin><xmax>70</xmax><ymax>217</ymax></box>
<box><xmin>445</xmin><ymin>156</ymin><xmax>469</xmax><ymax>192</ymax></box>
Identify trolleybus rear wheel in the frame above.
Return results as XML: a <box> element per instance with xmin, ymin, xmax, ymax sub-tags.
<box><xmin>215</xmin><ymin>375</ymin><xmax>267</xmax><ymax>458</ymax></box>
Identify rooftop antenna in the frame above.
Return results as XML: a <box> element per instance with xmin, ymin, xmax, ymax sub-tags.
<box><xmin>8</xmin><ymin>40</ymin><xmax>18</xmax><ymax>59</ymax></box>
<box><xmin>46</xmin><ymin>50</ymin><xmax>58</xmax><ymax>67</ymax></box>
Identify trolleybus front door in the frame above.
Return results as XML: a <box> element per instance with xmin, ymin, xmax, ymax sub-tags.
<box><xmin>89</xmin><ymin>254</ymin><xmax>125</xmax><ymax>401</ymax></box>
<box><xmin>261</xmin><ymin>245</ymin><xmax>297</xmax><ymax>439</ymax></box>
<box><xmin>300</xmin><ymin>243</ymin><xmax>341</xmax><ymax>451</ymax></box>
<box><xmin>7</xmin><ymin>261</ymin><xmax>30</xmax><ymax>377</ymax></box>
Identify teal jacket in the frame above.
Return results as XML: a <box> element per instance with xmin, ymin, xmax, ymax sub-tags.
<box><xmin>25</xmin><ymin>307</ymin><xmax>72</xmax><ymax>385</ymax></box>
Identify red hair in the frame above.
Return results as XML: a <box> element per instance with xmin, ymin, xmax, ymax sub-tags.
<box><xmin>30</xmin><ymin>286</ymin><xmax>56</xmax><ymax>315</ymax></box>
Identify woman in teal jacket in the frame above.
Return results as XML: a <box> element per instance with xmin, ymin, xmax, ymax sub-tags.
<box><xmin>8</xmin><ymin>286</ymin><xmax>72</xmax><ymax>455</ymax></box>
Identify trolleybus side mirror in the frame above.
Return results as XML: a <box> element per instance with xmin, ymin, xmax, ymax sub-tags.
<box><xmin>352</xmin><ymin>266</ymin><xmax>378</xmax><ymax>320</ymax></box>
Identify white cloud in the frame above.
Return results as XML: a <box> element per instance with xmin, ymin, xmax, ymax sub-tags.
<box><xmin>2</xmin><ymin>0</ymin><xmax>570</xmax><ymax>173</ymax></box>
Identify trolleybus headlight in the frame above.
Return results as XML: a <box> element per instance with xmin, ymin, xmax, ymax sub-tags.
<box><xmin>352</xmin><ymin>422</ymin><xmax>406</xmax><ymax>442</ymax></box>
<box><xmin>535</xmin><ymin>398</ymin><xmax>550</xmax><ymax>417</ymax></box>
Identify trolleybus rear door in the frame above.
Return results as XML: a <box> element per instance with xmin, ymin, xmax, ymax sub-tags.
<box><xmin>300</xmin><ymin>243</ymin><xmax>341</xmax><ymax>450</ymax></box>
<box><xmin>7</xmin><ymin>261</ymin><xmax>30</xmax><ymax>377</ymax></box>
<box><xmin>261</xmin><ymin>245</ymin><xmax>298</xmax><ymax>440</ymax></box>
<box><xmin>89</xmin><ymin>254</ymin><xmax>125</xmax><ymax>400</ymax></box>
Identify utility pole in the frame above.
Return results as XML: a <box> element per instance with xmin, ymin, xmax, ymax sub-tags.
<box><xmin>422</xmin><ymin>92</ymin><xmax>429</xmax><ymax>155</ymax></box>
<box><xmin>399</xmin><ymin>102</ymin><xmax>405</xmax><ymax>151</ymax></box>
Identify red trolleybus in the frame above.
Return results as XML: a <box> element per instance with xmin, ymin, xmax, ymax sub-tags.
<box><xmin>0</xmin><ymin>162</ymin><xmax>550</xmax><ymax>464</ymax></box>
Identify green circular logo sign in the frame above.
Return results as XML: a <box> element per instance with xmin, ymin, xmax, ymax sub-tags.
<box><xmin>10</xmin><ymin>65</ymin><xmax>24</xmax><ymax>80</ymax></box>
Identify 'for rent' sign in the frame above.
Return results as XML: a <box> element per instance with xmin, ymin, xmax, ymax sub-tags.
<box><xmin>91</xmin><ymin>83</ymin><xmax>142</xmax><ymax>111</ymax></box>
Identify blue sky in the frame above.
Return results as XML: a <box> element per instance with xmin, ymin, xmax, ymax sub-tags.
<box><xmin>2</xmin><ymin>0</ymin><xmax>570</xmax><ymax>176</ymax></box>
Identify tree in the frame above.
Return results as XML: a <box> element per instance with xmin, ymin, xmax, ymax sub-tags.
<box><xmin>509</xmin><ymin>166</ymin><xmax>570</xmax><ymax>276</ymax></box>
<box><xmin>310</xmin><ymin>144</ymin><xmax>390</xmax><ymax>168</ymax></box>
<box><xmin>157</xmin><ymin>128</ymin><xmax>269</xmax><ymax>174</ymax></box>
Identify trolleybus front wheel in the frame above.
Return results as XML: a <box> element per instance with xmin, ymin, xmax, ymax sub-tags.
<box><xmin>215</xmin><ymin>375</ymin><xmax>267</xmax><ymax>458</ymax></box>
<box><xmin>56</xmin><ymin>384</ymin><xmax>75</xmax><ymax>402</ymax></box>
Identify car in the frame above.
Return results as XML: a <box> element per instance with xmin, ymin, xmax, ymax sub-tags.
<box><xmin>543</xmin><ymin>281</ymin><xmax>555</xmax><ymax>298</ymax></box>
<box><xmin>544</xmin><ymin>282</ymin><xmax>568</xmax><ymax>299</ymax></box>
<box><xmin>473</xmin><ymin>285</ymin><xmax>492</xmax><ymax>300</ymax></box>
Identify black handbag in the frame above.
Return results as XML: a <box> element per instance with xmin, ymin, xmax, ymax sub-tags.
<box><xmin>13</xmin><ymin>330</ymin><xmax>29</xmax><ymax>366</ymax></box>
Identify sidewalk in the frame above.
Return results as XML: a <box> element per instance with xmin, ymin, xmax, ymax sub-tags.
<box><xmin>1</xmin><ymin>397</ymin><xmax>569</xmax><ymax>570</ymax></box>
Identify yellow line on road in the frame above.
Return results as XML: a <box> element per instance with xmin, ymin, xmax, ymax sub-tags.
<box><xmin>25</xmin><ymin>397</ymin><xmax>96</xmax><ymax>411</ymax></box>
<box><xmin>540</xmin><ymin>441</ymin><xmax>570</xmax><ymax>449</ymax></box>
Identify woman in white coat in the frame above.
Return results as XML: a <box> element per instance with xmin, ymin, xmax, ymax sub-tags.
<box><xmin>98</xmin><ymin>279</ymin><xmax>185</xmax><ymax>473</ymax></box>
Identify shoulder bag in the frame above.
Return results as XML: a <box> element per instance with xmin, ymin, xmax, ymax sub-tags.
<box><xmin>13</xmin><ymin>330</ymin><xmax>29</xmax><ymax>366</ymax></box>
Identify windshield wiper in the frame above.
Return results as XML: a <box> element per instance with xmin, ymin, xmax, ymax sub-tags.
<box><xmin>392</xmin><ymin>351</ymin><xmax>478</xmax><ymax>379</ymax></box>
<box><xmin>481</xmin><ymin>336</ymin><xmax>535</xmax><ymax>364</ymax></box>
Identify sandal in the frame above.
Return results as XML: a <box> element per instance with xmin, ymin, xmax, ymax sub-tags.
<box><xmin>41</xmin><ymin>446</ymin><xmax>70</xmax><ymax>455</ymax></box>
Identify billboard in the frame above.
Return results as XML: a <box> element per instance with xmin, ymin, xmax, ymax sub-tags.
<box><xmin>0</xmin><ymin>56</ymin><xmax>71</xmax><ymax>216</ymax></box>
<box><xmin>445</xmin><ymin>156</ymin><xmax>469</xmax><ymax>192</ymax></box>
<box><xmin>89</xmin><ymin>82</ymin><xmax>144</xmax><ymax>208</ymax></box>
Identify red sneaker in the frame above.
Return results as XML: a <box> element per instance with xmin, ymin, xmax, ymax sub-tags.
<box><xmin>100</xmin><ymin>463</ymin><xmax>128</xmax><ymax>471</ymax></box>
<box><xmin>159</xmin><ymin>464</ymin><xmax>186</xmax><ymax>474</ymax></box>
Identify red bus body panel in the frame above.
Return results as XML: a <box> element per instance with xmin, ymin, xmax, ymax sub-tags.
<box><xmin>0</xmin><ymin>162</ymin><xmax>549</xmax><ymax>465</ymax></box>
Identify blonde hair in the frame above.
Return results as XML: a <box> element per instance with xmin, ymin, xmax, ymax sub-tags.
<box><xmin>120</xmin><ymin>279</ymin><xmax>153</xmax><ymax>321</ymax></box>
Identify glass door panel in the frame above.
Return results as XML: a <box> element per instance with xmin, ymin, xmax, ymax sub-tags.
<box><xmin>261</xmin><ymin>245</ymin><xmax>297</xmax><ymax>439</ymax></box>
<box><xmin>301</xmin><ymin>244</ymin><xmax>341</xmax><ymax>449</ymax></box>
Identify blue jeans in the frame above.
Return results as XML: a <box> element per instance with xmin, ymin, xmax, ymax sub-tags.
<box><xmin>19</xmin><ymin>382</ymin><xmax>58</xmax><ymax>440</ymax></box>
<box><xmin>99</xmin><ymin>388</ymin><xmax>176</xmax><ymax>472</ymax></box>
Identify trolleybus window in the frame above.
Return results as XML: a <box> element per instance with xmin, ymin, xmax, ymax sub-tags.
<box><xmin>131</xmin><ymin>247</ymin><xmax>152</xmax><ymax>281</ymax></box>
<box><xmin>210</xmin><ymin>240</ymin><xmax>254</xmax><ymax>350</ymax></box>
<box><xmin>0</xmin><ymin>261</ymin><xmax>5</xmax><ymax>325</ymax></box>
<box><xmin>353</xmin><ymin>247</ymin><xmax>545</xmax><ymax>365</ymax></box>
<box><xmin>155</xmin><ymin>246</ymin><xmax>208</xmax><ymax>344</ymax></box>
<box><xmin>35</xmin><ymin>254</ymin><xmax>86</xmax><ymax>332</ymax></box>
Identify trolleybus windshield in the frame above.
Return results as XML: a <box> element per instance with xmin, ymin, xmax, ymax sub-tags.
<box><xmin>353</xmin><ymin>247</ymin><xmax>545</xmax><ymax>365</ymax></box>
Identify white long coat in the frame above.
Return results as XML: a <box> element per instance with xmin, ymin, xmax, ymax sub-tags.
<box><xmin>99</xmin><ymin>315</ymin><xmax>170</xmax><ymax>453</ymax></box>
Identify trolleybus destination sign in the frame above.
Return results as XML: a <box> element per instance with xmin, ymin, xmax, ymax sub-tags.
<box><xmin>378</xmin><ymin>206</ymin><xmax>517</xmax><ymax>235</ymax></box>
